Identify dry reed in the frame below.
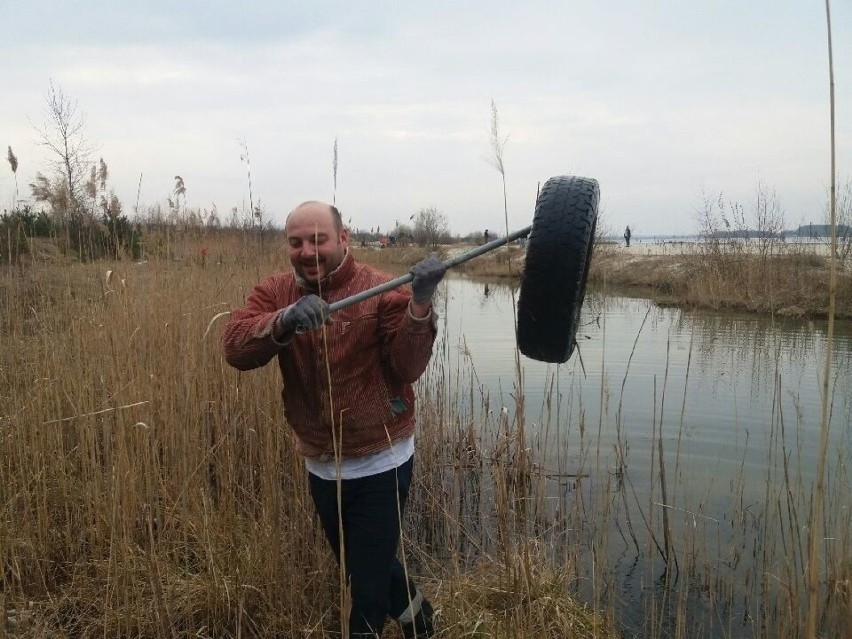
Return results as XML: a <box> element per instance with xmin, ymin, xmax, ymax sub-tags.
<box><xmin>1</xmin><ymin>230</ymin><xmax>847</xmax><ymax>638</ymax></box>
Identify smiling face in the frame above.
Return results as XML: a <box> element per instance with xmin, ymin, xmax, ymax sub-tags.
<box><xmin>285</xmin><ymin>201</ymin><xmax>349</xmax><ymax>284</ymax></box>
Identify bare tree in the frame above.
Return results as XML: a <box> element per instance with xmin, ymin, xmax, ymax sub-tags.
<box><xmin>33</xmin><ymin>80</ymin><xmax>95</xmax><ymax>209</ymax></box>
<box><xmin>28</xmin><ymin>82</ymin><xmax>97</xmax><ymax>254</ymax></box>
<box><xmin>412</xmin><ymin>206</ymin><xmax>448</xmax><ymax>249</ymax></box>
<box><xmin>395</xmin><ymin>222</ymin><xmax>414</xmax><ymax>246</ymax></box>
<box><xmin>753</xmin><ymin>181</ymin><xmax>785</xmax><ymax>261</ymax></box>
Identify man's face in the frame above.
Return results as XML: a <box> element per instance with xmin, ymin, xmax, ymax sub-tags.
<box><xmin>286</xmin><ymin>203</ymin><xmax>349</xmax><ymax>284</ymax></box>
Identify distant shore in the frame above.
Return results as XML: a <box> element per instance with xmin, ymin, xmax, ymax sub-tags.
<box><xmin>595</xmin><ymin>242</ymin><xmax>851</xmax><ymax>319</ymax></box>
<box><xmin>439</xmin><ymin>240</ymin><xmax>852</xmax><ymax>320</ymax></box>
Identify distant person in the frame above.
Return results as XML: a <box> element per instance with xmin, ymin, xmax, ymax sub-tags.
<box><xmin>222</xmin><ymin>201</ymin><xmax>443</xmax><ymax>637</ymax></box>
<box><xmin>483</xmin><ymin>228</ymin><xmax>490</xmax><ymax>244</ymax></box>
<box><xmin>624</xmin><ymin>225</ymin><xmax>632</xmax><ymax>248</ymax></box>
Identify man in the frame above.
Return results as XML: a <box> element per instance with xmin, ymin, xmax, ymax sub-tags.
<box><xmin>221</xmin><ymin>201</ymin><xmax>444</xmax><ymax>638</ymax></box>
<box><xmin>624</xmin><ymin>225</ymin><xmax>632</xmax><ymax>248</ymax></box>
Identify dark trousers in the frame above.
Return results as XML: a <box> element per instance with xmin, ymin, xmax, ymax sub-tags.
<box><xmin>309</xmin><ymin>456</ymin><xmax>419</xmax><ymax>638</ymax></box>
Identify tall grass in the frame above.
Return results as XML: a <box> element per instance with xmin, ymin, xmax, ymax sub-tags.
<box><xmin>0</xmin><ymin>239</ymin><xmax>614</xmax><ymax>637</ymax></box>
<box><xmin>1</xmin><ymin>234</ymin><xmax>848</xmax><ymax>637</ymax></box>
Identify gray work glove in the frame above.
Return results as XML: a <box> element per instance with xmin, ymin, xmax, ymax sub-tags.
<box><xmin>410</xmin><ymin>253</ymin><xmax>446</xmax><ymax>303</ymax></box>
<box><xmin>275</xmin><ymin>294</ymin><xmax>331</xmax><ymax>338</ymax></box>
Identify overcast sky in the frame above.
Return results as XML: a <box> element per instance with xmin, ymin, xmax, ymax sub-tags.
<box><xmin>1</xmin><ymin>0</ymin><xmax>849</xmax><ymax>236</ymax></box>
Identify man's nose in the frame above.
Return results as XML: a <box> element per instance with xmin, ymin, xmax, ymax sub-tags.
<box><xmin>302</xmin><ymin>242</ymin><xmax>316</xmax><ymax>256</ymax></box>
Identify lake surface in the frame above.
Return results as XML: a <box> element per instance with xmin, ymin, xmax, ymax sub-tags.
<box><xmin>424</xmin><ymin>275</ymin><xmax>852</xmax><ymax>637</ymax></box>
<box><xmin>433</xmin><ymin>276</ymin><xmax>851</xmax><ymax>496</ymax></box>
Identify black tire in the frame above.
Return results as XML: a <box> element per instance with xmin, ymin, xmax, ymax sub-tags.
<box><xmin>517</xmin><ymin>175</ymin><xmax>598</xmax><ymax>363</ymax></box>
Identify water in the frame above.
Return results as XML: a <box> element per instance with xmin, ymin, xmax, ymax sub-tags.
<box><xmin>424</xmin><ymin>275</ymin><xmax>852</xmax><ymax>636</ymax></box>
<box><xmin>435</xmin><ymin>276</ymin><xmax>851</xmax><ymax>492</ymax></box>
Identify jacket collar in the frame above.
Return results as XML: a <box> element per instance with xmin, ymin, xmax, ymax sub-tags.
<box><xmin>295</xmin><ymin>249</ymin><xmax>357</xmax><ymax>293</ymax></box>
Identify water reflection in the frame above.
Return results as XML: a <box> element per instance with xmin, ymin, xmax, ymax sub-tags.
<box><xmin>433</xmin><ymin>275</ymin><xmax>852</xmax><ymax>502</ymax></box>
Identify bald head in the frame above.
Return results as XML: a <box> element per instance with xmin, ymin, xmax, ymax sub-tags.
<box><xmin>285</xmin><ymin>200</ymin><xmax>349</xmax><ymax>284</ymax></box>
<box><xmin>286</xmin><ymin>201</ymin><xmax>343</xmax><ymax>235</ymax></box>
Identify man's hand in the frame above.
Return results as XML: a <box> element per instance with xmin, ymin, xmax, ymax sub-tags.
<box><xmin>274</xmin><ymin>294</ymin><xmax>331</xmax><ymax>340</ymax></box>
<box><xmin>410</xmin><ymin>254</ymin><xmax>446</xmax><ymax>303</ymax></box>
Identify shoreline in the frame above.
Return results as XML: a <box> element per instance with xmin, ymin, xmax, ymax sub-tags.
<box><xmin>440</xmin><ymin>241</ymin><xmax>852</xmax><ymax>320</ymax></box>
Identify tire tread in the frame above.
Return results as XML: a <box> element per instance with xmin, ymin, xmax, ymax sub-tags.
<box><xmin>517</xmin><ymin>175</ymin><xmax>598</xmax><ymax>362</ymax></box>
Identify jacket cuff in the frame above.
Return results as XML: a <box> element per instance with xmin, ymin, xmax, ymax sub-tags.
<box><xmin>406</xmin><ymin>300</ymin><xmax>438</xmax><ymax>331</ymax></box>
<box><xmin>261</xmin><ymin>311</ymin><xmax>293</xmax><ymax>346</ymax></box>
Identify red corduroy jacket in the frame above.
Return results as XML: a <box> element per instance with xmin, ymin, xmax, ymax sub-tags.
<box><xmin>221</xmin><ymin>251</ymin><xmax>438</xmax><ymax>459</ymax></box>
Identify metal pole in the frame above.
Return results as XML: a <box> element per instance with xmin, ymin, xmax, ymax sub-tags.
<box><xmin>328</xmin><ymin>225</ymin><xmax>531</xmax><ymax>313</ymax></box>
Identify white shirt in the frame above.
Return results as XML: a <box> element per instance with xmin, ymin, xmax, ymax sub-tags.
<box><xmin>304</xmin><ymin>435</ymin><xmax>415</xmax><ymax>480</ymax></box>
